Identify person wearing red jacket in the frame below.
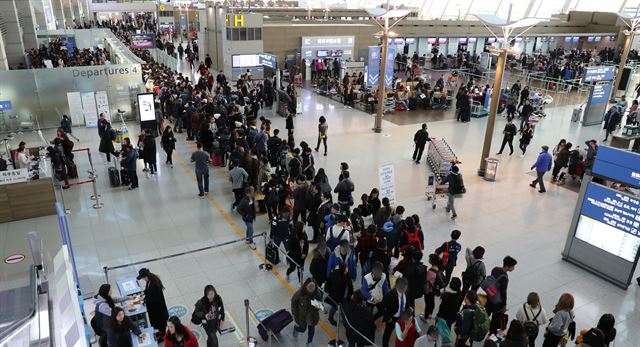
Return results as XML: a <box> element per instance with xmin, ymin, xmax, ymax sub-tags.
<box><xmin>164</xmin><ymin>316</ymin><xmax>199</xmax><ymax>347</ymax></box>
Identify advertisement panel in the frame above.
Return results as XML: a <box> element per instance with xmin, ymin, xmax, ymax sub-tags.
<box><xmin>131</xmin><ymin>33</ymin><xmax>155</xmax><ymax>49</ymax></box>
<box><xmin>137</xmin><ymin>93</ymin><xmax>156</xmax><ymax>121</ymax></box>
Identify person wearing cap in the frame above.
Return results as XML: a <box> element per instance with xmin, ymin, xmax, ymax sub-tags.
<box><xmin>529</xmin><ymin>145</ymin><xmax>553</xmax><ymax>193</ymax></box>
<box><xmin>137</xmin><ymin>268</ymin><xmax>169</xmax><ymax>341</ymax></box>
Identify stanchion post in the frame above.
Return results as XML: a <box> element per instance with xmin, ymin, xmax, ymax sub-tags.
<box><xmin>244</xmin><ymin>299</ymin><xmax>250</xmax><ymax>345</ymax></box>
<box><xmin>103</xmin><ymin>266</ymin><xmax>109</xmax><ymax>283</ymax></box>
<box><xmin>87</xmin><ymin>148</ymin><xmax>96</xmax><ymax>178</ymax></box>
<box><xmin>91</xmin><ymin>179</ymin><xmax>103</xmax><ymax>209</ymax></box>
<box><xmin>258</xmin><ymin>233</ymin><xmax>271</xmax><ymax>271</ymax></box>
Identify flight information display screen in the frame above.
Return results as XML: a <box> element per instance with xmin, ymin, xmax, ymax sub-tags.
<box><xmin>575</xmin><ymin>183</ymin><xmax>640</xmax><ymax>262</ymax></box>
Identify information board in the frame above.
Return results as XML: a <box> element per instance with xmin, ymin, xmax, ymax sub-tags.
<box><xmin>576</xmin><ymin>183</ymin><xmax>640</xmax><ymax>262</ymax></box>
<box><xmin>131</xmin><ymin>33</ymin><xmax>155</xmax><ymax>49</ymax></box>
<box><xmin>81</xmin><ymin>92</ymin><xmax>98</xmax><ymax>128</ymax></box>
<box><xmin>0</xmin><ymin>100</ymin><xmax>12</xmax><ymax>111</ymax></box>
<box><xmin>137</xmin><ymin>93</ymin><xmax>156</xmax><ymax>121</ymax></box>
<box><xmin>591</xmin><ymin>84</ymin><xmax>611</xmax><ymax>104</ymax></box>
<box><xmin>378</xmin><ymin>164</ymin><xmax>396</xmax><ymax>206</ymax></box>
<box><xmin>592</xmin><ymin>146</ymin><xmax>640</xmax><ymax>187</ymax></box>
<box><xmin>584</xmin><ymin>66</ymin><xmax>616</xmax><ymax>82</ymax></box>
<box><xmin>258</xmin><ymin>53</ymin><xmax>277</xmax><ymax>69</ymax></box>
<box><xmin>232</xmin><ymin>54</ymin><xmax>260</xmax><ymax>68</ymax></box>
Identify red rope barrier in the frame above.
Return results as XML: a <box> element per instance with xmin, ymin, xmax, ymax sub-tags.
<box><xmin>63</xmin><ymin>179</ymin><xmax>95</xmax><ymax>188</ymax></box>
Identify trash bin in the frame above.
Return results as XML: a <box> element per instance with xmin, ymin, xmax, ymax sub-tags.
<box><xmin>484</xmin><ymin>158</ymin><xmax>499</xmax><ymax>181</ymax></box>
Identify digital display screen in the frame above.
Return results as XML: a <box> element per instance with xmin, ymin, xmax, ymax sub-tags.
<box><xmin>573</xmin><ymin>36</ymin><xmax>580</xmax><ymax>42</ymax></box>
<box><xmin>427</xmin><ymin>38</ymin><xmax>437</xmax><ymax>44</ymax></box>
<box><xmin>575</xmin><ymin>183</ymin><xmax>640</xmax><ymax>262</ymax></box>
<box><xmin>459</xmin><ymin>38</ymin><xmax>467</xmax><ymax>44</ymax></box>
<box><xmin>393</xmin><ymin>38</ymin><xmax>405</xmax><ymax>45</ymax></box>
<box><xmin>317</xmin><ymin>50</ymin><xmax>328</xmax><ymax>57</ymax></box>
<box><xmin>595</xmin><ymin>36</ymin><xmax>602</xmax><ymax>42</ymax></box>
<box><xmin>405</xmin><ymin>38</ymin><xmax>415</xmax><ymax>44</ymax></box>
<box><xmin>588</xmin><ymin>36</ymin><xmax>595</xmax><ymax>42</ymax></box>
<box><xmin>468</xmin><ymin>37</ymin><xmax>477</xmax><ymax>43</ymax></box>
<box><xmin>438</xmin><ymin>38</ymin><xmax>447</xmax><ymax>44</ymax></box>
<box><xmin>592</xmin><ymin>146</ymin><xmax>640</xmax><ymax>187</ymax></box>
<box><xmin>331</xmin><ymin>50</ymin><xmax>343</xmax><ymax>57</ymax></box>
<box><xmin>541</xmin><ymin>37</ymin><xmax>548</xmax><ymax>42</ymax></box>
<box><xmin>137</xmin><ymin>93</ymin><xmax>156</xmax><ymax>121</ymax></box>
<box><xmin>131</xmin><ymin>33</ymin><xmax>155</xmax><ymax>48</ymax></box>
<box><xmin>584</xmin><ymin>66</ymin><xmax>616</xmax><ymax>82</ymax></box>
<box><xmin>515</xmin><ymin>37</ymin><xmax>523</xmax><ymax>42</ymax></box>
<box><xmin>591</xmin><ymin>84</ymin><xmax>612</xmax><ymax>104</ymax></box>
<box><xmin>487</xmin><ymin>38</ymin><xmax>496</xmax><ymax>43</ymax></box>
<box><xmin>565</xmin><ymin>37</ymin><xmax>572</xmax><ymax>42</ymax></box>
<box><xmin>232</xmin><ymin>54</ymin><xmax>260</xmax><ymax>68</ymax></box>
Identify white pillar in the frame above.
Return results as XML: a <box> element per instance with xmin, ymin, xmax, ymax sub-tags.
<box><xmin>0</xmin><ymin>0</ymin><xmax>26</xmax><ymax>68</ymax></box>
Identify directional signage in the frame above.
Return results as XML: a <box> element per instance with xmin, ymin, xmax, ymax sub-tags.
<box><xmin>0</xmin><ymin>101</ymin><xmax>12</xmax><ymax>111</ymax></box>
<box><xmin>592</xmin><ymin>146</ymin><xmax>640</xmax><ymax>188</ymax></box>
<box><xmin>591</xmin><ymin>84</ymin><xmax>611</xmax><ymax>104</ymax></box>
<box><xmin>584</xmin><ymin>66</ymin><xmax>616</xmax><ymax>82</ymax></box>
<box><xmin>258</xmin><ymin>53</ymin><xmax>277</xmax><ymax>69</ymax></box>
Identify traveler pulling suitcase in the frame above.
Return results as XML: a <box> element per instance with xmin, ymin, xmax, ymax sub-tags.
<box><xmin>258</xmin><ymin>309</ymin><xmax>293</xmax><ymax>341</ymax></box>
<box><xmin>266</xmin><ymin>243</ymin><xmax>280</xmax><ymax>265</ymax></box>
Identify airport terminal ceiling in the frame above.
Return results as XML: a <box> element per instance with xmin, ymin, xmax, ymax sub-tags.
<box><xmin>298</xmin><ymin>0</ymin><xmax>640</xmax><ymax>20</ymax></box>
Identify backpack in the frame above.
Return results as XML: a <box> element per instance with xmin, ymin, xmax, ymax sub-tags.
<box><xmin>90</xmin><ymin>302</ymin><xmax>107</xmax><ymax>336</ymax></box>
<box><xmin>522</xmin><ymin>303</ymin><xmax>542</xmax><ymax>337</ymax></box>
<box><xmin>426</xmin><ymin>268</ymin><xmax>445</xmax><ymax>296</ymax></box>
<box><xmin>480</xmin><ymin>273</ymin><xmax>506</xmax><ymax>305</ymax></box>
<box><xmin>462</xmin><ymin>261</ymin><xmax>483</xmax><ymax>286</ymax></box>
<box><xmin>401</xmin><ymin>228</ymin><xmax>422</xmax><ymax>252</ymax></box>
<box><xmin>440</xmin><ymin>242</ymin><xmax>450</xmax><ymax>266</ymax></box>
<box><xmin>471</xmin><ymin>305</ymin><xmax>490</xmax><ymax>341</ymax></box>
<box><xmin>435</xmin><ymin>317</ymin><xmax>454</xmax><ymax>344</ymax></box>
<box><xmin>326</xmin><ymin>227</ymin><xmax>347</xmax><ymax>250</ymax></box>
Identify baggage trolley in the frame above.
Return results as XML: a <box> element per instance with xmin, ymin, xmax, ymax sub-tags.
<box><xmin>425</xmin><ymin>173</ymin><xmax>449</xmax><ymax>209</ymax></box>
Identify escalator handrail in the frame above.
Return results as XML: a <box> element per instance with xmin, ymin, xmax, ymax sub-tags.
<box><xmin>0</xmin><ymin>266</ymin><xmax>39</xmax><ymax>344</ymax></box>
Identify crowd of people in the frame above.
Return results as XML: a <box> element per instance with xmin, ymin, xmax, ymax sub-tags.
<box><xmin>21</xmin><ymin>40</ymin><xmax>112</xmax><ymax>69</ymax></box>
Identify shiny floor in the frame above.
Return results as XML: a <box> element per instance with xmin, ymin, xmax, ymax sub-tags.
<box><xmin>2</xmin><ymin>76</ymin><xmax>640</xmax><ymax>345</ymax></box>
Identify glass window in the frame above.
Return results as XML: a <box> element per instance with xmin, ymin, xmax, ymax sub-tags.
<box><xmin>239</xmin><ymin>28</ymin><xmax>247</xmax><ymax>40</ymax></box>
<box><xmin>255</xmin><ymin>28</ymin><xmax>262</xmax><ymax>40</ymax></box>
<box><xmin>232</xmin><ymin>28</ymin><xmax>239</xmax><ymax>41</ymax></box>
<box><xmin>226</xmin><ymin>28</ymin><xmax>232</xmax><ymax>40</ymax></box>
<box><xmin>247</xmin><ymin>28</ymin><xmax>254</xmax><ymax>40</ymax></box>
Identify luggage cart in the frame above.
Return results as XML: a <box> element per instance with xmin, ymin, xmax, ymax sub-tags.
<box><xmin>425</xmin><ymin>172</ymin><xmax>449</xmax><ymax>209</ymax></box>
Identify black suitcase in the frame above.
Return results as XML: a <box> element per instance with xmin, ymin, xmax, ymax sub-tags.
<box><xmin>257</xmin><ymin>309</ymin><xmax>293</xmax><ymax>341</ymax></box>
<box><xmin>266</xmin><ymin>243</ymin><xmax>280</xmax><ymax>265</ymax></box>
<box><xmin>120</xmin><ymin>169</ymin><xmax>130</xmax><ymax>186</ymax></box>
<box><xmin>108</xmin><ymin>167</ymin><xmax>120</xmax><ymax>187</ymax></box>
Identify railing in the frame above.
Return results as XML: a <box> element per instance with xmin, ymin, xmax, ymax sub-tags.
<box><xmin>0</xmin><ymin>267</ymin><xmax>39</xmax><ymax>346</ymax></box>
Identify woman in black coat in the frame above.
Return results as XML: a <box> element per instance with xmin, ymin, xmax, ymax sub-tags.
<box><xmin>98</xmin><ymin>119</ymin><xmax>116</xmax><ymax>162</ymax></box>
<box><xmin>436</xmin><ymin>277</ymin><xmax>464</xmax><ymax>327</ymax></box>
<box><xmin>192</xmin><ymin>285</ymin><xmax>225</xmax><ymax>347</ymax></box>
<box><xmin>160</xmin><ymin>126</ymin><xmax>176</xmax><ymax>166</ymax></box>
<box><xmin>199</xmin><ymin>119</ymin><xmax>214</xmax><ymax>153</ymax></box>
<box><xmin>107</xmin><ymin>307</ymin><xmax>143</xmax><ymax>347</ymax></box>
<box><xmin>142</xmin><ymin>129</ymin><xmax>157</xmax><ymax>175</ymax></box>
<box><xmin>286</xmin><ymin>222</ymin><xmax>309</xmax><ymax>282</ymax></box>
<box><xmin>343</xmin><ymin>291</ymin><xmax>375</xmax><ymax>347</ymax></box>
<box><xmin>309</xmin><ymin>245</ymin><xmax>329</xmax><ymax>287</ymax></box>
<box><xmin>137</xmin><ymin>268</ymin><xmax>169</xmax><ymax>341</ymax></box>
<box><xmin>325</xmin><ymin>263</ymin><xmax>353</xmax><ymax>326</ymax></box>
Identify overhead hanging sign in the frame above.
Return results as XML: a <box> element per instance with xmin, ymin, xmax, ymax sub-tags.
<box><xmin>258</xmin><ymin>53</ymin><xmax>277</xmax><ymax>69</ymax></box>
<box><xmin>367</xmin><ymin>46</ymin><xmax>380</xmax><ymax>86</ymax></box>
<box><xmin>592</xmin><ymin>146</ymin><xmax>640</xmax><ymax>188</ymax></box>
<box><xmin>131</xmin><ymin>33</ymin><xmax>155</xmax><ymax>49</ymax></box>
<box><xmin>0</xmin><ymin>100</ymin><xmax>12</xmax><ymax>111</ymax></box>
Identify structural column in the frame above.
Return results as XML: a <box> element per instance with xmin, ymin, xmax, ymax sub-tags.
<box><xmin>478</xmin><ymin>48</ymin><xmax>507</xmax><ymax>176</ymax></box>
<box><xmin>14</xmin><ymin>0</ymin><xmax>38</xmax><ymax>50</ymax></box>
<box><xmin>51</xmin><ymin>0</ymin><xmax>65</xmax><ymax>29</ymax></box>
<box><xmin>0</xmin><ymin>31</ymin><xmax>9</xmax><ymax>70</ymax></box>
<box><xmin>62</xmin><ymin>0</ymin><xmax>74</xmax><ymax>27</ymax></box>
<box><xmin>0</xmin><ymin>0</ymin><xmax>26</xmax><ymax>68</ymax></box>
<box><xmin>70</xmin><ymin>0</ymin><xmax>80</xmax><ymax>25</ymax></box>
<box><xmin>611</xmin><ymin>31</ymin><xmax>634</xmax><ymax>100</ymax></box>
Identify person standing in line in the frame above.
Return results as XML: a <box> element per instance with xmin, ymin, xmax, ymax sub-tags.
<box><xmin>380</xmin><ymin>277</ymin><xmax>410</xmax><ymax>347</ymax></box>
<box><xmin>412</xmin><ymin>123</ymin><xmax>431</xmax><ymax>164</ymax></box>
<box><xmin>436</xmin><ymin>277</ymin><xmax>464</xmax><ymax>328</ymax></box>
<box><xmin>98</xmin><ymin>118</ymin><xmax>116</xmax><ymax>163</ymax></box>
<box><xmin>325</xmin><ymin>263</ymin><xmax>354</xmax><ymax>326</ymax></box>
<box><xmin>107</xmin><ymin>307</ymin><xmax>145</xmax><ymax>347</ymax></box>
<box><xmin>486</xmin><ymin>256</ymin><xmax>518</xmax><ymax>335</ymax></box>
<box><xmin>286</xmin><ymin>112</ymin><xmax>294</xmax><ymax>136</ymax></box>
<box><xmin>542</xmin><ymin>293</ymin><xmax>575</xmax><ymax>347</ymax></box>
<box><xmin>136</xmin><ymin>268</ymin><xmax>169</xmax><ymax>342</ymax></box>
<box><xmin>314</xmin><ymin>116</ymin><xmax>328</xmax><ymax>156</ymax></box>
<box><xmin>394</xmin><ymin>307</ymin><xmax>422</xmax><ymax>347</ymax></box>
<box><xmin>461</xmin><ymin>246</ymin><xmax>486</xmax><ymax>293</ymax></box>
<box><xmin>229</xmin><ymin>159</ymin><xmax>249</xmax><ymax>210</ymax></box>
<box><xmin>435</xmin><ymin>229</ymin><xmax>462</xmax><ymax>285</ymax></box>
<box><xmin>143</xmin><ymin>129</ymin><xmax>157</xmax><ymax>176</ymax></box>
<box><xmin>61</xmin><ymin>115</ymin><xmax>79</xmax><ymax>141</ymax></box>
<box><xmin>191</xmin><ymin>142</ymin><xmax>211</xmax><ymax>197</ymax></box>
<box><xmin>192</xmin><ymin>285</ymin><xmax>225</xmax><ymax>347</ymax></box>
<box><xmin>343</xmin><ymin>290</ymin><xmax>375</xmax><ymax>347</ymax></box>
<box><xmin>334</xmin><ymin>170</ymin><xmax>355</xmax><ymax>215</ymax></box>
<box><xmin>529</xmin><ymin>145</ymin><xmax>553</xmax><ymax>193</ymax></box>
<box><xmin>291</xmin><ymin>278</ymin><xmax>324</xmax><ymax>347</ymax></box>
<box><xmin>286</xmin><ymin>221</ymin><xmax>309</xmax><ymax>282</ymax></box>
<box><xmin>236</xmin><ymin>186</ymin><xmax>257</xmax><ymax>250</ymax></box>
<box><xmin>515</xmin><ymin>292</ymin><xmax>548</xmax><ymax>347</ymax></box>
<box><xmin>161</xmin><ymin>125</ymin><xmax>176</xmax><ymax>167</ymax></box>
<box><xmin>519</xmin><ymin>122</ymin><xmax>534</xmax><ymax>157</ymax></box>
<box><xmin>120</xmin><ymin>143</ymin><xmax>139</xmax><ymax>190</ymax></box>
<box><xmin>497</xmin><ymin>117</ymin><xmax>518</xmax><ymax>155</ymax></box>
<box><xmin>442</xmin><ymin>165</ymin><xmax>464</xmax><ymax>219</ymax></box>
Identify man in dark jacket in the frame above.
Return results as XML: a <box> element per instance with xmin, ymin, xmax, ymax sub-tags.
<box><xmin>487</xmin><ymin>256</ymin><xmax>517</xmax><ymax>335</ymax></box>
<box><xmin>443</xmin><ymin>165</ymin><xmax>464</xmax><ymax>219</ymax></box>
<box><xmin>334</xmin><ymin>170</ymin><xmax>355</xmax><ymax>215</ymax></box>
<box><xmin>455</xmin><ymin>291</ymin><xmax>480</xmax><ymax>347</ymax></box>
<box><xmin>381</xmin><ymin>277</ymin><xmax>409</xmax><ymax>347</ymax></box>
<box><xmin>603</xmin><ymin>107</ymin><xmax>622</xmax><ymax>142</ymax></box>
<box><xmin>497</xmin><ymin>117</ymin><xmax>517</xmax><ymax>155</ymax></box>
<box><xmin>237</xmin><ymin>186</ymin><xmax>257</xmax><ymax>249</ymax></box>
<box><xmin>412</xmin><ymin>123</ymin><xmax>431</xmax><ymax>164</ymax></box>
<box><xmin>120</xmin><ymin>145</ymin><xmax>139</xmax><ymax>190</ymax></box>
<box><xmin>343</xmin><ymin>291</ymin><xmax>375</xmax><ymax>347</ymax></box>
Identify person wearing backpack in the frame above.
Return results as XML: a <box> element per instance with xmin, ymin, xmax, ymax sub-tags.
<box><xmin>542</xmin><ymin>293</ymin><xmax>575</xmax><ymax>347</ymax></box>
<box><xmin>461</xmin><ymin>246</ymin><xmax>486</xmax><ymax>293</ymax></box>
<box><xmin>325</xmin><ymin>214</ymin><xmax>351</xmax><ymax>251</ymax></box>
<box><xmin>92</xmin><ymin>284</ymin><xmax>127</xmax><ymax>347</ymax></box>
<box><xmin>436</xmin><ymin>277</ymin><xmax>464</xmax><ymax>328</ymax></box>
<box><xmin>398</xmin><ymin>216</ymin><xmax>424</xmax><ymax>253</ymax></box>
<box><xmin>455</xmin><ymin>291</ymin><xmax>488</xmax><ymax>347</ymax></box>
<box><xmin>483</xmin><ymin>256</ymin><xmax>518</xmax><ymax>335</ymax></box>
<box><xmin>399</xmin><ymin>250</ymin><xmax>427</xmax><ymax>309</ymax></box>
<box><xmin>334</xmin><ymin>170</ymin><xmax>355</xmax><ymax>215</ymax></box>
<box><xmin>373</xmin><ymin>197</ymin><xmax>393</xmax><ymax>232</ymax></box>
<box><xmin>423</xmin><ymin>254</ymin><xmax>445</xmax><ymax>321</ymax></box>
<box><xmin>361</xmin><ymin>261</ymin><xmax>390</xmax><ymax>320</ymax></box>
<box><xmin>270</xmin><ymin>208</ymin><xmax>292</xmax><ymax>248</ymax></box>
<box><xmin>355</xmin><ymin>225</ymin><xmax>378</xmax><ymax>275</ymax></box>
<box><xmin>326</xmin><ymin>240</ymin><xmax>357</xmax><ymax>281</ymax></box>
<box><xmin>515</xmin><ymin>292</ymin><xmax>548</xmax><ymax>347</ymax></box>
<box><xmin>435</xmin><ymin>229</ymin><xmax>462</xmax><ymax>285</ymax></box>
<box><xmin>387</xmin><ymin>206</ymin><xmax>406</xmax><ymax>257</ymax></box>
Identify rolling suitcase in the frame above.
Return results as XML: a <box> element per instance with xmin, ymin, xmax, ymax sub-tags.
<box><xmin>257</xmin><ymin>309</ymin><xmax>293</xmax><ymax>341</ymax></box>
<box><xmin>266</xmin><ymin>243</ymin><xmax>280</xmax><ymax>265</ymax></box>
<box><xmin>108</xmin><ymin>167</ymin><xmax>120</xmax><ymax>187</ymax></box>
<box><xmin>120</xmin><ymin>169</ymin><xmax>130</xmax><ymax>186</ymax></box>
<box><xmin>67</xmin><ymin>162</ymin><xmax>78</xmax><ymax>179</ymax></box>
<box><xmin>571</xmin><ymin>105</ymin><xmax>582</xmax><ymax>122</ymax></box>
